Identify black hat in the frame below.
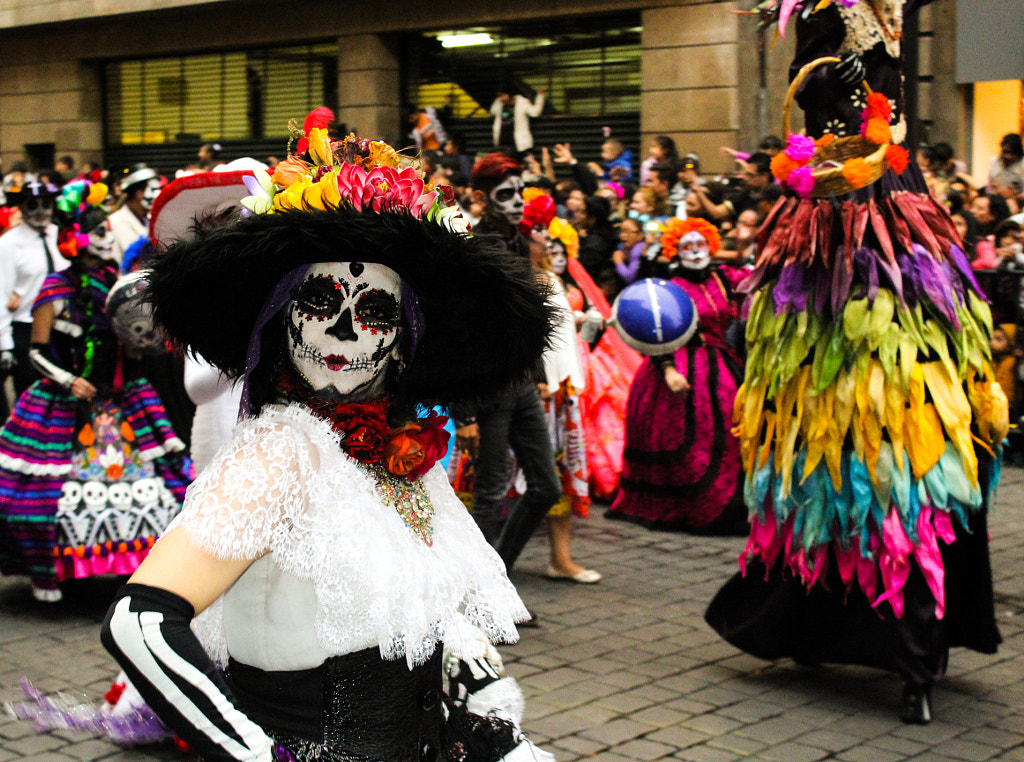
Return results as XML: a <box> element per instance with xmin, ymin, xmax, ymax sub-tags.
<box><xmin>147</xmin><ymin>207</ymin><xmax>554</xmax><ymax>411</ymax></box>
<box><xmin>6</xmin><ymin>180</ymin><xmax>59</xmax><ymax>207</ymax></box>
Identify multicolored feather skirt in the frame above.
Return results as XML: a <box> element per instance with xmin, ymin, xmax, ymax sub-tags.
<box><xmin>733</xmin><ymin>187</ymin><xmax>1009</xmax><ymax>620</ymax></box>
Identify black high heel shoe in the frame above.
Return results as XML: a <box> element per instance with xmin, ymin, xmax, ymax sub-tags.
<box><xmin>901</xmin><ymin>681</ymin><xmax>932</xmax><ymax>724</ymax></box>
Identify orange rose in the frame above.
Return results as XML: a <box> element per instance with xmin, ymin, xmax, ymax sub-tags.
<box><xmin>106</xmin><ymin>464</ymin><xmax>123</xmax><ymax>480</ymax></box>
<box><xmin>383</xmin><ymin>424</ymin><xmax>426</xmax><ymax>476</ymax></box>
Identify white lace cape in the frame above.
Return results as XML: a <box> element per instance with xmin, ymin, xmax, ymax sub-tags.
<box><xmin>174</xmin><ymin>403</ymin><xmax>528</xmax><ymax>669</ymax></box>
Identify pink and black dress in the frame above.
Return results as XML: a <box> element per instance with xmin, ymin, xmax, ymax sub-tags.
<box><xmin>0</xmin><ymin>262</ymin><xmax>192</xmax><ymax>593</ymax></box>
<box><xmin>607</xmin><ymin>266</ymin><xmax>748</xmax><ymax>533</ymax></box>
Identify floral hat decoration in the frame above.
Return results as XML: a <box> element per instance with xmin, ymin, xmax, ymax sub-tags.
<box><xmin>147</xmin><ymin>108</ymin><xmax>556</xmax><ymax>476</ymax></box>
<box><xmin>521</xmin><ymin>187</ymin><xmax>580</xmax><ymax>258</ymax></box>
<box><xmin>660</xmin><ymin>217</ymin><xmax>721</xmax><ymax>258</ymax></box>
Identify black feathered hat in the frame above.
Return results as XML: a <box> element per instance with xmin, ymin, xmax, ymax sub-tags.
<box><xmin>147</xmin><ymin>206</ymin><xmax>553</xmax><ymax>412</ymax></box>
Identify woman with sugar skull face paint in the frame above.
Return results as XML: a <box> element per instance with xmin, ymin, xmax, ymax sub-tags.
<box><xmin>0</xmin><ymin>179</ymin><xmax>191</xmax><ymax>603</ymax></box>
<box><xmin>92</xmin><ymin>121</ymin><xmax>555</xmax><ymax>762</ymax></box>
<box><xmin>608</xmin><ymin>216</ymin><xmax>750</xmax><ymax>535</ymax></box>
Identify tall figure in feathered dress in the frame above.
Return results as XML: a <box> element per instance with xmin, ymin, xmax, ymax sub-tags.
<box><xmin>706</xmin><ymin>0</ymin><xmax>1007</xmax><ymax>724</ymax></box>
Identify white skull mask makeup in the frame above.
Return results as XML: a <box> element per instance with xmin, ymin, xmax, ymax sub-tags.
<box><xmin>488</xmin><ymin>175</ymin><xmax>524</xmax><ymax>226</ymax></box>
<box><xmin>140</xmin><ymin>179</ymin><xmax>162</xmax><ymax>212</ymax></box>
<box><xmin>287</xmin><ymin>262</ymin><xmax>403</xmax><ymax>399</ymax></box>
<box><xmin>87</xmin><ymin>220</ymin><xmax>116</xmax><ymax>260</ymax></box>
<box><xmin>677</xmin><ymin>231</ymin><xmax>711</xmax><ymax>270</ymax></box>
<box><xmin>549</xmin><ymin>240</ymin><xmax>568</xmax><ymax>275</ymax></box>
<box><xmin>21</xmin><ymin>196</ymin><xmax>54</xmax><ymax>233</ymax></box>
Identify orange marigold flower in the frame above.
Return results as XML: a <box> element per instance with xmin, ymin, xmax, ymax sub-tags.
<box><xmin>78</xmin><ymin>423</ymin><xmax>95</xmax><ymax>446</ymax></box>
<box><xmin>814</xmin><ymin>133</ymin><xmax>836</xmax><ymax>148</ymax></box>
<box><xmin>106</xmin><ymin>463</ymin><xmax>123</xmax><ymax>480</ymax></box>
<box><xmin>864</xmin><ymin>117</ymin><xmax>891</xmax><ymax>145</ymax></box>
<box><xmin>771</xmin><ymin>152</ymin><xmax>802</xmax><ymax>181</ymax></box>
<box><xmin>886</xmin><ymin>144</ymin><xmax>909</xmax><ymax>174</ymax></box>
<box><xmin>866</xmin><ymin>92</ymin><xmax>892</xmax><ymax>121</ymax></box>
<box><xmin>841</xmin><ymin>157</ymin><xmax>873</xmax><ymax>188</ymax></box>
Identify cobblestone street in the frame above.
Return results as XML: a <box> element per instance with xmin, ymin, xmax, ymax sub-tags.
<box><xmin>3</xmin><ymin>466</ymin><xmax>1024</xmax><ymax>761</ymax></box>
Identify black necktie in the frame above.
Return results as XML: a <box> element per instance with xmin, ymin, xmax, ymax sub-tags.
<box><xmin>39</xmin><ymin>231</ymin><xmax>54</xmax><ymax>273</ymax></box>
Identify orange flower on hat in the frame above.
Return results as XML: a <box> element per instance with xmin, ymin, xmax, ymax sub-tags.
<box><xmin>841</xmin><ymin>157</ymin><xmax>873</xmax><ymax>188</ymax></box>
<box><xmin>815</xmin><ymin>134</ymin><xmax>836</xmax><ymax>148</ymax></box>
<box><xmin>272</xmin><ymin>155</ymin><xmax>312</xmax><ymax>188</ymax></box>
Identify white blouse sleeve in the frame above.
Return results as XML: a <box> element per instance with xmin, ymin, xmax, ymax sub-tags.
<box><xmin>171</xmin><ymin>414</ymin><xmax>311</xmax><ymax>561</ymax></box>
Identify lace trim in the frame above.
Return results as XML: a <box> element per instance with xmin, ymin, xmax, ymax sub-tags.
<box><xmin>839</xmin><ymin>1</ymin><xmax>902</xmax><ymax>59</ymax></box>
<box><xmin>178</xmin><ymin>403</ymin><xmax>526</xmax><ymax>669</ymax></box>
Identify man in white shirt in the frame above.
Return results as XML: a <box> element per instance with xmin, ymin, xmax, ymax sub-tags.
<box><xmin>109</xmin><ymin>165</ymin><xmax>161</xmax><ymax>267</ymax></box>
<box><xmin>0</xmin><ymin>181</ymin><xmax>70</xmax><ymax>396</ymax></box>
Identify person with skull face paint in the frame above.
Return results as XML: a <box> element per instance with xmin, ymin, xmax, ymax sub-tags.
<box><xmin>108</xmin><ymin>165</ymin><xmax>162</xmax><ymax>268</ymax></box>
<box><xmin>456</xmin><ymin>154</ymin><xmax>563</xmax><ymax>577</ymax></box>
<box><xmin>0</xmin><ymin>181</ymin><xmax>70</xmax><ymax>398</ymax></box>
<box><xmin>0</xmin><ymin>179</ymin><xmax>191</xmax><ymax>602</ymax></box>
<box><xmin>608</xmin><ymin>217</ymin><xmax>749</xmax><ymax>534</ymax></box>
<box><xmin>97</xmin><ymin>126</ymin><xmax>555</xmax><ymax>762</ymax></box>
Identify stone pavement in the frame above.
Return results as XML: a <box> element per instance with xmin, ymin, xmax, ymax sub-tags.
<box><xmin>2</xmin><ymin>468</ymin><xmax>1024</xmax><ymax>761</ymax></box>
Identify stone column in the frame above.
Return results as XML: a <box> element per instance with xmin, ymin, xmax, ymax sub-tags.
<box><xmin>0</xmin><ymin>60</ymin><xmax>103</xmax><ymax>169</ymax></box>
<box><xmin>336</xmin><ymin>34</ymin><xmax>401</xmax><ymax>144</ymax></box>
<box><xmin>641</xmin><ymin>1</ymin><xmax>740</xmax><ymax>176</ymax></box>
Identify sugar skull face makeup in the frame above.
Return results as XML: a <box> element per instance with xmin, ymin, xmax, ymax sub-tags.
<box><xmin>21</xmin><ymin>196</ymin><xmax>54</xmax><ymax>232</ymax></box>
<box><xmin>677</xmin><ymin>230</ymin><xmax>711</xmax><ymax>270</ymax></box>
<box><xmin>286</xmin><ymin>262</ymin><xmax>403</xmax><ymax>399</ymax></box>
<box><xmin>549</xmin><ymin>239</ymin><xmax>568</xmax><ymax>275</ymax></box>
<box><xmin>488</xmin><ymin>175</ymin><xmax>524</xmax><ymax>226</ymax></box>
<box><xmin>141</xmin><ymin>179</ymin><xmax>162</xmax><ymax>212</ymax></box>
<box><xmin>87</xmin><ymin>219</ymin><xmax>115</xmax><ymax>260</ymax></box>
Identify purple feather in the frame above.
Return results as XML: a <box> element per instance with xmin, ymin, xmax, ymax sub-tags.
<box><xmin>947</xmin><ymin>243</ymin><xmax>988</xmax><ymax>301</ymax></box>
<box><xmin>897</xmin><ymin>253</ymin><xmax>918</xmax><ymax>306</ymax></box>
<box><xmin>855</xmin><ymin>248</ymin><xmax>880</xmax><ymax>304</ymax></box>
<box><xmin>911</xmin><ymin>245</ymin><xmax>959</xmax><ymax>326</ymax></box>
<box><xmin>830</xmin><ymin>246</ymin><xmax>854</xmax><ymax>316</ymax></box>
<box><xmin>813</xmin><ymin>261</ymin><xmax>831</xmax><ymax>316</ymax></box>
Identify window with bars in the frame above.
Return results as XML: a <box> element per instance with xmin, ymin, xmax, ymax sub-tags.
<box><xmin>103</xmin><ymin>43</ymin><xmax>338</xmax><ymax>145</ymax></box>
<box><xmin>408</xmin><ymin>13</ymin><xmax>641</xmax><ymax>121</ymax></box>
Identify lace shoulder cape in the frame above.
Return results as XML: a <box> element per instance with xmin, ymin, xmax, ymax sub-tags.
<box><xmin>173</xmin><ymin>403</ymin><xmax>528</xmax><ymax>668</ymax></box>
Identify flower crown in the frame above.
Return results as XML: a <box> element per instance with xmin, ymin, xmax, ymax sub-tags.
<box><xmin>241</xmin><ymin>107</ymin><xmax>468</xmax><ymax>234</ymax></box>
<box><xmin>660</xmin><ymin>217</ymin><xmax>721</xmax><ymax>257</ymax></box>
<box><xmin>55</xmin><ymin>179</ymin><xmax>109</xmax><ymax>259</ymax></box>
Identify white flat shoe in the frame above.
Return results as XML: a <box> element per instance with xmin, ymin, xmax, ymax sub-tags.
<box><xmin>544</xmin><ymin>565</ymin><xmax>602</xmax><ymax>584</ymax></box>
<box><xmin>31</xmin><ymin>585</ymin><xmax>62</xmax><ymax>603</ymax></box>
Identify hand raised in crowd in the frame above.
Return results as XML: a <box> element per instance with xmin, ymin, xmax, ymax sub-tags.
<box><xmin>537</xmin><ymin>382</ymin><xmax>553</xmax><ymax>401</ymax></box>
<box><xmin>552</xmin><ymin>143</ymin><xmax>575</xmax><ymax>164</ymax></box>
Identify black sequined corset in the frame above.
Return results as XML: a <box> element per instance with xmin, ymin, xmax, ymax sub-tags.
<box><xmin>227</xmin><ymin>647</ymin><xmax>444</xmax><ymax>762</ymax></box>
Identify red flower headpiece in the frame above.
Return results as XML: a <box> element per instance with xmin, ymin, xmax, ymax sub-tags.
<box><xmin>519</xmin><ymin>192</ymin><xmax>556</xmax><ymax>235</ymax></box>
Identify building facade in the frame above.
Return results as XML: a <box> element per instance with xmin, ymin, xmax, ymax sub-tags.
<box><xmin>0</xmin><ymin>0</ymin><xmax>1017</xmax><ymax>180</ymax></box>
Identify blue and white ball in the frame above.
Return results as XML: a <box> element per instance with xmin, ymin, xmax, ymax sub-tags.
<box><xmin>610</xmin><ymin>278</ymin><xmax>698</xmax><ymax>355</ymax></box>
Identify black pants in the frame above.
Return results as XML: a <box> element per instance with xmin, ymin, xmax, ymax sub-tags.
<box><xmin>12</xmin><ymin>322</ymin><xmax>39</xmax><ymax>397</ymax></box>
<box><xmin>471</xmin><ymin>380</ymin><xmax>561</xmax><ymax>570</ymax></box>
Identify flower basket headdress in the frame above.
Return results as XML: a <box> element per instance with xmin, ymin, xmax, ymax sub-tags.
<box><xmin>146</xmin><ymin>108</ymin><xmax>555</xmax><ymax>414</ymax></box>
<box><xmin>54</xmin><ymin>179</ymin><xmax>110</xmax><ymax>260</ymax></box>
